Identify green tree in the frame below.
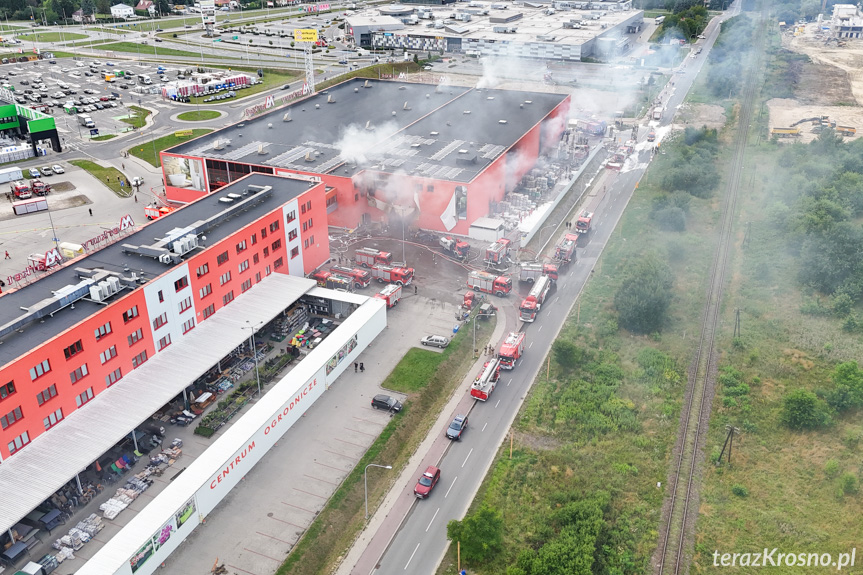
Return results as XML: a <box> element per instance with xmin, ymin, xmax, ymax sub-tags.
<box><xmin>80</xmin><ymin>0</ymin><xmax>95</xmax><ymax>15</ymax></box>
<box><xmin>614</xmin><ymin>253</ymin><xmax>674</xmax><ymax>334</ymax></box>
<box><xmin>780</xmin><ymin>389</ymin><xmax>830</xmax><ymax>430</ymax></box>
<box><xmin>446</xmin><ymin>506</ymin><xmax>504</xmax><ymax>564</ymax></box>
<box><xmin>51</xmin><ymin>0</ymin><xmax>76</xmax><ymax>20</ymax></box>
<box><xmin>96</xmin><ymin>0</ymin><xmax>110</xmax><ymax>15</ymax></box>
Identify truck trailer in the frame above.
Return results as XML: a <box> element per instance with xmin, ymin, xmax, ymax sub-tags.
<box><xmin>519</xmin><ymin>275</ymin><xmax>553</xmax><ymax>322</ymax></box>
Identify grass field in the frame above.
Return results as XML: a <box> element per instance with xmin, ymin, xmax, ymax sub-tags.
<box><xmin>277</xmin><ymin>313</ymin><xmax>495</xmax><ymax>575</ymax></box>
<box><xmin>98</xmin><ymin>41</ymin><xmax>219</xmax><ymax>60</ymax></box>
<box><xmin>435</xmin><ymin>126</ymin><xmax>734</xmax><ymax>573</ymax></box>
<box><xmin>69</xmin><ymin>159</ymin><xmax>131</xmax><ymax>197</ymax></box>
<box><xmin>90</xmin><ymin>134</ymin><xmax>117</xmax><ymax>141</ymax></box>
<box><xmin>119</xmin><ymin>105</ymin><xmax>151</xmax><ymax>129</ymax></box>
<box><xmin>127</xmin><ymin>128</ymin><xmax>212</xmax><ymax>167</ymax></box>
<box><xmin>16</xmin><ymin>31</ymin><xmax>87</xmax><ymax>42</ymax></box>
<box><xmin>176</xmin><ymin>110</ymin><xmax>220</xmax><ymax>121</ymax></box>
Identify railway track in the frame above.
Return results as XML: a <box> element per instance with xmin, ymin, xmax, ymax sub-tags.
<box><xmin>654</xmin><ymin>11</ymin><xmax>768</xmax><ymax>575</ymax></box>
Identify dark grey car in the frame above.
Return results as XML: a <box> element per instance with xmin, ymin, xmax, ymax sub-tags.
<box><xmin>371</xmin><ymin>394</ymin><xmax>402</xmax><ymax>413</ymax></box>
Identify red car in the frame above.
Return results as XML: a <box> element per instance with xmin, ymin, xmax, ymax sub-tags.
<box><xmin>414</xmin><ymin>466</ymin><xmax>440</xmax><ymax>499</ymax></box>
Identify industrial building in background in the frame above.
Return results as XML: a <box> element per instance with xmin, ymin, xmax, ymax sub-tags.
<box><xmin>160</xmin><ymin>78</ymin><xmax>570</xmax><ymax>240</ymax></box>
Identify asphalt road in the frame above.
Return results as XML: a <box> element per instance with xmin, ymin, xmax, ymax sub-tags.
<box><xmin>368</xmin><ymin>4</ymin><xmax>741</xmax><ymax>574</ymax></box>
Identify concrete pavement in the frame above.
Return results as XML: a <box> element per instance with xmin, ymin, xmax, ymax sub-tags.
<box><xmin>337</xmin><ymin>304</ymin><xmax>513</xmax><ymax>575</ymax></box>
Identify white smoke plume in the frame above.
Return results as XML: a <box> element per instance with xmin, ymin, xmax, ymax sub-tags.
<box><xmin>334</xmin><ymin>120</ymin><xmax>401</xmax><ymax>166</ymax></box>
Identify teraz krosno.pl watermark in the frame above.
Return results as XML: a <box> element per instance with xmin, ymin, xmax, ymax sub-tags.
<box><xmin>712</xmin><ymin>549</ymin><xmax>856</xmax><ymax>570</ymax></box>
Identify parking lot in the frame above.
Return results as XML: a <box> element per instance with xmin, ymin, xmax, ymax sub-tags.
<box><xmin>0</xmin><ymin>57</ymin><xmax>220</xmax><ymax>142</ymax></box>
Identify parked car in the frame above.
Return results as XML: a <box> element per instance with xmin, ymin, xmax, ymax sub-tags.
<box><xmin>28</xmin><ymin>168</ymin><xmax>41</xmax><ymax>177</ymax></box>
<box><xmin>370</xmin><ymin>394</ymin><xmax>402</xmax><ymax>413</ymax></box>
<box><xmin>414</xmin><ymin>466</ymin><xmax>440</xmax><ymax>499</ymax></box>
<box><xmin>51</xmin><ymin>165</ymin><xmax>64</xmax><ymax>174</ymax></box>
<box><xmin>40</xmin><ymin>166</ymin><xmax>53</xmax><ymax>176</ymax></box>
<box><xmin>446</xmin><ymin>415</ymin><xmax>468</xmax><ymax>440</ymax></box>
<box><xmin>420</xmin><ymin>335</ymin><xmax>450</xmax><ymax>348</ymax></box>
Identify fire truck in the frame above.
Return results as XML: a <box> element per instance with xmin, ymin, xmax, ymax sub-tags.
<box><xmin>145</xmin><ymin>204</ymin><xmax>175</xmax><ymax>220</ymax></box>
<box><xmin>371</xmin><ymin>264</ymin><xmax>414</xmax><ymax>286</ymax></box>
<box><xmin>329</xmin><ymin>265</ymin><xmax>371</xmax><ymax>289</ymax></box>
<box><xmin>355</xmin><ymin>248</ymin><xmax>393</xmax><ymax>268</ymax></box>
<box><xmin>440</xmin><ymin>236</ymin><xmax>470</xmax><ymax>259</ymax></box>
<box><xmin>519</xmin><ymin>262</ymin><xmax>558</xmax><ymax>283</ymax></box>
<box><xmin>519</xmin><ymin>275</ymin><xmax>553</xmax><ymax>322</ymax></box>
<box><xmin>466</xmin><ymin>270</ymin><xmax>512</xmax><ymax>296</ymax></box>
<box><xmin>498</xmin><ymin>332</ymin><xmax>525</xmax><ymax>370</ymax></box>
<box><xmin>374</xmin><ymin>283</ymin><xmax>402</xmax><ymax>308</ymax></box>
<box><xmin>484</xmin><ymin>238</ymin><xmax>511</xmax><ymax>268</ymax></box>
<box><xmin>575</xmin><ymin>211</ymin><xmax>593</xmax><ymax>234</ymax></box>
<box><xmin>553</xmin><ymin>233</ymin><xmax>578</xmax><ymax>265</ymax></box>
<box><xmin>310</xmin><ymin>270</ymin><xmax>354</xmax><ymax>291</ymax></box>
<box><xmin>10</xmin><ymin>181</ymin><xmax>31</xmax><ymax>199</ymax></box>
<box><xmin>470</xmin><ymin>358</ymin><xmax>501</xmax><ymax>401</ymax></box>
<box><xmin>30</xmin><ymin>180</ymin><xmax>51</xmax><ymax>196</ymax></box>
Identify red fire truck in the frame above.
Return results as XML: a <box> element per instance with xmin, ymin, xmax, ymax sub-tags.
<box><xmin>470</xmin><ymin>358</ymin><xmax>501</xmax><ymax>401</ymax></box>
<box><xmin>355</xmin><ymin>248</ymin><xmax>393</xmax><ymax>268</ymax></box>
<box><xmin>10</xmin><ymin>181</ymin><xmax>31</xmax><ymax>199</ymax></box>
<box><xmin>310</xmin><ymin>270</ymin><xmax>354</xmax><ymax>291</ymax></box>
<box><xmin>498</xmin><ymin>332</ymin><xmax>525</xmax><ymax>370</ymax></box>
<box><xmin>575</xmin><ymin>211</ymin><xmax>593</xmax><ymax>234</ymax></box>
<box><xmin>374</xmin><ymin>283</ymin><xmax>402</xmax><ymax>308</ymax></box>
<box><xmin>553</xmin><ymin>233</ymin><xmax>578</xmax><ymax>265</ymax></box>
<box><xmin>519</xmin><ymin>262</ymin><xmax>558</xmax><ymax>283</ymax></box>
<box><xmin>484</xmin><ymin>238</ymin><xmax>511</xmax><ymax>267</ymax></box>
<box><xmin>371</xmin><ymin>264</ymin><xmax>414</xmax><ymax>286</ymax></box>
<box><xmin>466</xmin><ymin>270</ymin><xmax>512</xmax><ymax>297</ymax></box>
<box><xmin>440</xmin><ymin>236</ymin><xmax>470</xmax><ymax>259</ymax></box>
<box><xmin>329</xmin><ymin>265</ymin><xmax>371</xmax><ymax>289</ymax></box>
<box><xmin>519</xmin><ymin>275</ymin><xmax>553</xmax><ymax>322</ymax></box>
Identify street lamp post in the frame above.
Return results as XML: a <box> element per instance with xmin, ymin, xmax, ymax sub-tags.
<box><xmin>244</xmin><ymin>320</ymin><xmax>264</xmax><ymax>395</ymax></box>
<box><xmin>364</xmin><ymin>463</ymin><xmax>392</xmax><ymax>519</ymax></box>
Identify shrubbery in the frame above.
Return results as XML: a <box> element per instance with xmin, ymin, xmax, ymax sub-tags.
<box><xmin>614</xmin><ymin>252</ymin><xmax>674</xmax><ymax>334</ymax></box>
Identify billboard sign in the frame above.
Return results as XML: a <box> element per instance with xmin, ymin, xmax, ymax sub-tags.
<box><xmin>293</xmin><ymin>28</ymin><xmax>319</xmax><ymax>43</ymax></box>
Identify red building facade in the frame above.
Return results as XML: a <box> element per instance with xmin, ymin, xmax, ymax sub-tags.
<box><xmin>0</xmin><ymin>176</ymin><xmax>328</xmax><ymax>460</ymax></box>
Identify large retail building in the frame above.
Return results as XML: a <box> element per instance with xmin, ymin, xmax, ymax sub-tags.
<box><xmin>160</xmin><ymin>78</ymin><xmax>569</xmax><ymax>238</ymax></box>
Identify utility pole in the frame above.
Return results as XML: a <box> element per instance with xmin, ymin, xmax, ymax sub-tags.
<box><xmin>733</xmin><ymin>308</ymin><xmax>741</xmax><ymax>338</ymax></box>
<box><xmin>717</xmin><ymin>425</ymin><xmax>740</xmax><ymax>465</ymax></box>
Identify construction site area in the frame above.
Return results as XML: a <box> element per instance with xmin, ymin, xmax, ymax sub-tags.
<box><xmin>768</xmin><ymin>14</ymin><xmax>863</xmax><ymax>142</ymax></box>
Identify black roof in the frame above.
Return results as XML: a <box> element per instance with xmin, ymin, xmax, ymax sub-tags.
<box><xmin>0</xmin><ymin>173</ymin><xmax>312</xmax><ymax>367</ymax></box>
<box><xmin>167</xmin><ymin>78</ymin><xmax>567</xmax><ymax>183</ymax></box>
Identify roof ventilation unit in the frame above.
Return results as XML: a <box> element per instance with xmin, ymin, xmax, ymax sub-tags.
<box><xmin>315</xmin><ymin>104</ymin><xmax>320</xmax><ymax>109</ymax></box>
<box><xmin>257</xmin><ymin>144</ymin><xmax>268</xmax><ymax>155</ymax></box>
<box><xmin>305</xmin><ymin>151</ymin><xmax>315</xmax><ymax>162</ymax></box>
<box><xmin>355</xmin><ymin>87</ymin><xmax>359</xmax><ymax>93</ymax></box>
<box><xmin>327</xmin><ymin>94</ymin><xmax>336</xmax><ymax>103</ymax></box>
<box><xmin>403</xmin><ymin>101</ymin><xmax>411</xmax><ymax>110</ymax></box>
<box><xmin>365</xmin><ymin>120</ymin><xmax>373</xmax><ymax>131</ymax></box>
<box><xmin>158</xmin><ymin>253</ymin><xmax>172</xmax><ymax>264</ymax></box>
<box><xmin>463</xmin><ymin>110</ymin><xmax>471</xmax><ymax>114</ymax></box>
<box><xmin>499</xmin><ymin>119</ymin><xmax>508</xmax><ymax>124</ymax></box>
<box><xmin>267</xmin><ymin>123</ymin><xmax>273</xmax><ymax>128</ymax></box>
<box><xmin>524</xmin><ymin>100</ymin><xmax>532</xmax><ymax>105</ymax></box>
<box><xmin>430</xmin><ymin>131</ymin><xmax>439</xmax><ymax>136</ymax></box>
<box><xmin>392</xmin><ymin>111</ymin><xmax>397</xmax><ymax>116</ymax></box>
<box><xmin>213</xmin><ymin>139</ymin><xmax>226</xmax><ymax>150</ymax></box>
<box><xmin>487</xmin><ymin>96</ymin><xmax>495</xmax><ymax>100</ymax></box>
<box><xmin>219</xmin><ymin>196</ymin><xmax>234</xmax><ymax>203</ymax></box>
<box><xmin>283</xmin><ymin>112</ymin><xmax>292</xmax><ymax>122</ymax></box>
<box><xmin>89</xmin><ymin>284</ymin><xmax>105</xmax><ymax>302</ymax></box>
<box><xmin>363</xmin><ymin>80</ymin><xmax>372</xmax><ymax>88</ymax></box>
<box><xmin>399</xmin><ymin>85</ymin><xmax>407</xmax><ymax>90</ymax></box>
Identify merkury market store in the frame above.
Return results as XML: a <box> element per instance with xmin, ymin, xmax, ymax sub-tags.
<box><xmin>159</xmin><ymin>78</ymin><xmax>569</xmax><ymax>238</ymax></box>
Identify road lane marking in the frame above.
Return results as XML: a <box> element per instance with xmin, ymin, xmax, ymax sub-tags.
<box><xmin>538</xmin><ymin>325</ymin><xmax>543</xmax><ymax>332</ymax></box>
<box><xmin>462</xmin><ymin>448</ymin><xmax>473</xmax><ymax>468</ymax></box>
<box><xmin>508</xmin><ymin>377</ymin><xmax>513</xmax><ymax>386</ymax></box>
<box><xmin>554</xmin><ymin>297</ymin><xmax>559</xmax><ymax>304</ymax></box>
<box><xmin>445</xmin><ymin>476</ymin><xmax>458</xmax><ymax>498</ymax></box>
<box><xmin>495</xmin><ymin>399</ymin><xmax>501</xmax><ymax>408</ymax></box>
<box><xmin>529</xmin><ymin>341</ymin><xmax>534</xmax><ymax>349</ymax></box>
<box><xmin>482</xmin><ymin>422</ymin><xmax>488</xmax><ymax>432</ymax></box>
<box><xmin>518</xmin><ymin>358</ymin><xmax>523</xmax><ymax>366</ymax></box>
<box><xmin>404</xmin><ymin>543</ymin><xmax>421</xmax><ymax>570</ymax></box>
<box><xmin>426</xmin><ymin>508</ymin><xmax>440</xmax><ymax>532</ymax></box>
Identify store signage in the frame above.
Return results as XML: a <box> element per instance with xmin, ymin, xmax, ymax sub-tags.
<box><xmin>209</xmin><ymin>441</ymin><xmax>256</xmax><ymax>489</ymax></box>
<box><xmin>293</xmin><ymin>28</ymin><xmax>319</xmax><ymax>43</ymax></box>
<box><xmin>7</xmin><ymin>247</ymin><xmax>62</xmax><ymax>285</ymax></box>
<box><xmin>174</xmin><ymin>129</ymin><xmax>194</xmax><ymax>137</ymax></box>
<box><xmin>303</xmin><ymin>3</ymin><xmax>330</xmax><ymax>12</ymax></box>
<box><xmin>82</xmin><ymin>214</ymin><xmax>135</xmax><ymax>251</ymax></box>
<box><xmin>243</xmin><ymin>83</ymin><xmax>311</xmax><ymax>119</ymax></box>
<box><xmin>264</xmin><ymin>378</ymin><xmax>318</xmax><ymax>436</ymax></box>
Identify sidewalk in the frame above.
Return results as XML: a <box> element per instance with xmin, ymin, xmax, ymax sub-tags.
<box><xmin>336</xmin><ymin>305</ymin><xmax>513</xmax><ymax>575</ymax></box>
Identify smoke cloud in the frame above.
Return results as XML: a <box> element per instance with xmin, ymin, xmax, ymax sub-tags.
<box><xmin>334</xmin><ymin>120</ymin><xmax>401</xmax><ymax>166</ymax></box>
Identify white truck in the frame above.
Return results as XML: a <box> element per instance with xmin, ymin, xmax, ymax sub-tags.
<box><xmin>77</xmin><ymin>114</ymin><xmax>95</xmax><ymax>128</ymax></box>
